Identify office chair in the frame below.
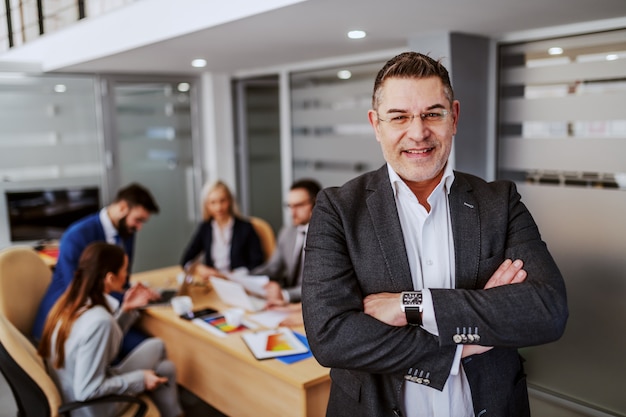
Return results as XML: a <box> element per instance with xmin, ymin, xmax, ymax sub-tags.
<box><xmin>0</xmin><ymin>246</ymin><xmax>52</xmax><ymax>339</ymax></box>
<box><xmin>249</xmin><ymin>216</ymin><xmax>276</xmax><ymax>261</ymax></box>
<box><xmin>0</xmin><ymin>314</ymin><xmax>158</xmax><ymax>417</ymax></box>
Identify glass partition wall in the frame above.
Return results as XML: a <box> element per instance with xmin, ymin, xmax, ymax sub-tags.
<box><xmin>105</xmin><ymin>78</ymin><xmax>201</xmax><ymax>272</ymax></box>
<box><xmin>497</xmin><ymin>29</ymin><xmax>626</xmax><ymax>416</ymax></box>
<box><xmin>290</xmin><ymin>61</ymin><xmax>385</xmax><ymax>188</ymax></box>
<box><xmin>0</xmin><ymin>73</ymin><xmax>203</xmax><ymax>273</ymax></box>
<box><xmin>0</xmin><ymin>73</ymin><xmax>104</xmax><ymax>248</ymax></box>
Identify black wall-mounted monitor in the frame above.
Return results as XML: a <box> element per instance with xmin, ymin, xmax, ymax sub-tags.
<box><xmin>5</xmin><ymin>186</ymin><xmax>100</xmax><ymax>242</ymax></box>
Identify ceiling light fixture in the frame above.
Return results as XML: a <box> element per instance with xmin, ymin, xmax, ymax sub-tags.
<box><xmin>606</xmin><ymin>54</ymin><xmax>619</xmax><ymax>61</ymax></box>
<box><xmin>177</xmin><ymin>82</ymin><xmax>191</xmax><ymax>92</ymax></box>
<box><xmin>548</xmin><ymin>47</ymin><xmax>563</xmax><ymax>56</ymax></box>
<box><xmin>191</xmin><ymin>58</ymin><xmax>207</xmax><ymax>68</ymax></box>
<box><xmin>347</xmin><ymin>30</ymin><xmax>366</xmax><ymax>40</ymax></box>
<box><xmin>54</xmin><ymin>84</ymin><xmax>67</xmax><ymax>93</ymax></box>
<box><xmin>337</xmin><ymin>70</ymin><xmax>352</xmax><ymax>80</ymax></box>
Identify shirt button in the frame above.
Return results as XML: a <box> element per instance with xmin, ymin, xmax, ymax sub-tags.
<box><xmin>426</xmin><ymin>259</ymin><xmax>433</xmax><ymax>266</ymax></box>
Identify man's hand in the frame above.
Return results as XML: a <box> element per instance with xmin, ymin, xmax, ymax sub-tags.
<box><xmin>462</xmin><ymin>344</ymin><xmax>493</xmax><ymax>358</ymax></box>
<box><xmin>363</xmin><ymin>293</ymin><xmax>407</xmax><ymax>327</ymax></box>
<box><xmin>484</xmin><ymin>259</ymin><xmax>527</xmax><ymax>289</ymax></box>
<box><xmin>264</xmin><ymin>281</ymin><xmax>286</xmax><ymax>307</ymax></box>
<box><xmin>463</xmin><ymin>258</ymin><xmax>528</xmax><ymax>357</ymax></box>
<box><xmin>362</xmin><ymin>258</ymin><xmax>527</xmax><ymax>331</ymax></box>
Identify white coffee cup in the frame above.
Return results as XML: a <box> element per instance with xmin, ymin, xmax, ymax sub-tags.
<box><xmin>223</xmin><ymin>308</ymin><xmax>245</xmax><ymax>327</ymax></box>
<box><xmin>170</xmin><ymin>295</ymin><xmax>193</xmax><ymax>316</ymax></box>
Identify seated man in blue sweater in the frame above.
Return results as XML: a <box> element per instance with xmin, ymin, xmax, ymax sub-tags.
<box><xmin>33</xmin><ymin>183</ymin><xmax>160</xmax><ymax>357</ymax></box>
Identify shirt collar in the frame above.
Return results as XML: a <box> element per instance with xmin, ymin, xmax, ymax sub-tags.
<box><xmin>99</xmin><ymin>207</ymin><xmax>118</xmax><ymax>244</ymax></box>
<box><xmin>387</xmin><ymin>163</ymin><xmax>455</xmax><ymax>199</ymax></box>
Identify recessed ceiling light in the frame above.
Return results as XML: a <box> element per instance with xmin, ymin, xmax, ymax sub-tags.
<box><xmin>177</xmin><ymin>82</ymin><xmax>191</xmax><ymax>92</ymax></box>
<box><xmin>606</xmin><ymin>54</ymin><xmax>619</xmax><ymax>61</ymax></box>
<box><xmin>347</xmin><ymin>30</ymin><xmax>366</xmax><ymax>40</ymax></box>
<box><xmin>337</xmin><ymin>70</ymin><xmax>352</xmax><ymax>80</ymax></box>
<box><xmin>54</xmin><ymin>84</ymin><xmax>66</xmax><ymax>93</ymax></box>
<box><xmin>548</xmin><ymin>47</ymin><xmax>563</xmax><ymax>55</ymax></box>
<box><xmin>191</xmin><ymin>58</ymin><xmax>207</xmax><ymax>68</ymax></box>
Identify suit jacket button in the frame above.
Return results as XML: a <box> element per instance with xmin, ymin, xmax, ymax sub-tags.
<box><xmin>453</xmin><ymin>334</ymin><xmax>463</xmax><ymax>343</ymax></box>
<box><xmin>467</xmin><ymin>334</ymin><xmax>475</xmax><ymax>343</ymax></box>
<box><xmin>423</xmin><ymin>378</ymin><xmax>430</xmax><ymax>385</ymax></box>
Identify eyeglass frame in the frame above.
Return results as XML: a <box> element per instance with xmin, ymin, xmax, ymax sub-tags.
<box><xmin>376</xmin><ymin>109</ymin><xmax>451</xmax><ymax>129</ymax></box>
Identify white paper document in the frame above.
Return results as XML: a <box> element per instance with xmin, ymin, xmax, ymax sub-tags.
<box><xmin>247</xmin><ymin>310</ymin><xmax>290</xmax><ymax>328</ymax></box>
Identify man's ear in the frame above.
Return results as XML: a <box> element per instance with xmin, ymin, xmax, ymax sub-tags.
<box><xmin>117</xmin><ymin>200</ymin><xmax>129</xmax><ymax>217</ymax></box>
<box><xmin>367</xmin><ymin>109</ymin><xmax>381</xmax><ymax>143</ymax></box>
<box><xmin>451</xmin><ymin>100</ymin><xmax>461</xmax><ymax>134</ymax></box>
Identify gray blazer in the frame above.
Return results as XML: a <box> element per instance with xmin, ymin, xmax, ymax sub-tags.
<box><xmin>47</xmin><ymin>304</ymin><xmax>144</xmax><ymax>417</ymax></box>
<box><xmin>252</xmin><ymin>225</ymin><xmax>303</xmax><ymax>302</ymax></box>
<box><xmin>301</xmin><ymin>165</ymin><xmax>568</xmax><ymax>417</ymax></box>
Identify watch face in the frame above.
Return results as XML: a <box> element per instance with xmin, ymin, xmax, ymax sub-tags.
<box><xmin>402</xmin><ymin>292</ymin><xmax>422</xmax><ymax>305</ymax></box>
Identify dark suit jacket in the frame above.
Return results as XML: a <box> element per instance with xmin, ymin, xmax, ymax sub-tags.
<box><xmin>33</xmin><ymin>212</ymin><xmax>135</xmax><ymax>340</ymax></box>
<box><xmin>180</xmin><ymin>216</ymin><xmax>264</xmax><ymax>272</ymax></box>
<box><xmin>301</xmin><ymin>166</ymin><xmax>568</xmax><ymax>417</ymax></box>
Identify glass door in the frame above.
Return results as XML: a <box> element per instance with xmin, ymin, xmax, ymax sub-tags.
<box><xmin>104</xmin><ymin>77</ymin><xmax>202</xmax><ymax>272</ymax></box>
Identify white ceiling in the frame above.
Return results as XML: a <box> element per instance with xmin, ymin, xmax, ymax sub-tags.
<box><xmin>2</xmin><ymin>0</ymin><xmax>626</xmax><ymax>75</ymax></box>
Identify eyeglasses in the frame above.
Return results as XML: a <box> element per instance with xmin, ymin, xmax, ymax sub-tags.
<box><xmin>377</xmin><ymin>109</ymin><xmax>450</xmax><ymax>129</ymax></box>
<box><xmin>285</xmin><ymin>201</ymin><xmax>312</xmax><ymax>210</ymax></box>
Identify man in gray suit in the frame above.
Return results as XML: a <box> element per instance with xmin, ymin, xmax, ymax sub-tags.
<box><xmin>301</xmin><ymin>52</ymin><xmax>568</xmax><ymax>417</ymax></box>
<box><xmin>252</xmin><ymin>178</ymin><xmax>321</xmax><ymax>306</ymax></box>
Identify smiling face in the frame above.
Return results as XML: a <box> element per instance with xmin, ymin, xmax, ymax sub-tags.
<box><xmin>368</xmin><ymin>76</ymin><xmax>459</xmax><ymax>193</ymax></box>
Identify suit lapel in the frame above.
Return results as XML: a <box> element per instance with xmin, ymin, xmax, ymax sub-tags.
<box><xmin>366</xmin><ymin>166</ymin><xmax>413</xmax><ymax>291</ymax></box>
<box><xmin>449</xmin><ymin>172</ymin><xmax>480</xmax><ymax>289</ymax></box>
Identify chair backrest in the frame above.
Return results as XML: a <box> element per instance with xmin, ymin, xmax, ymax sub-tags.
<box><xmin>249</xmin><ymin>216</ymin><xmax>276</xmax><ymax>261</ymax></box>
<box><xmin>0</xmin><ymin>313</ymin><xmax>62</xmax><ymax>417</ymax></box>
<box><xmin>0</xmin><ymin>246</ymin><xmax>52</xmax><ymax>337</ymax></box>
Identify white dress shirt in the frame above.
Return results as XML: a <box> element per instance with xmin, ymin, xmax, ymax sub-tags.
<box><xmin>388</xmin><ymin>164</ymin><xmax>474</xmax><ymax>417</ymax></box>
<box><xmin>211</xmin><ymin>217</ymin><xmax>234</xmax><ymax>273</ymax></box>
<box><xmin>99</xmin><ymin>207</ymin><xmax>118</xmax><ymax>245</ymax></box>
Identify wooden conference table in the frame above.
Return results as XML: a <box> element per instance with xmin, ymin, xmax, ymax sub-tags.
<box><xmin>130</xmin><ymin>266</ymin><xmax>330</xmax><ymax>417</ymax></box>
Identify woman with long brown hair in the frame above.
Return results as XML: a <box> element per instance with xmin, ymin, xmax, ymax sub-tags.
<box><xmin>39</xmin><ymin>242</ymin><xmax>183</xmax><ymax>417</ymax></box>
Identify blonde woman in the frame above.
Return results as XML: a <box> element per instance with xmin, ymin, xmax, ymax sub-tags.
<box><xmin>180</xmin><ymin>180</ymin><xmax>264</xmax><ymax>279</ymax></box>
<box><xmin>39</xmin><ymin>242</ymin><xmax>183</xmax><ymax>417</ymax></box>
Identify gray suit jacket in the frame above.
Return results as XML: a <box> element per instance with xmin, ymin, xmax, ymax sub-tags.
<box><xmin>252</xmin><ymin>225</ymin><xmax>303</xmax><ymax>302</ymax></box>
<box><xmin>302</xmin><ymin>165</ymin><xmax>568</xmax><ymax>417</ymax></box>
<box><xmin>48</xmin><ymin>304</ymin><xmax>144</xmax><ymax>417</ymax></box>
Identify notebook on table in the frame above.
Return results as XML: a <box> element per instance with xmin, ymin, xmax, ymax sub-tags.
<box><xmin>209</xmin><ymin>276</ymin><xmax>266</xmax><ymax>312</ymax></box>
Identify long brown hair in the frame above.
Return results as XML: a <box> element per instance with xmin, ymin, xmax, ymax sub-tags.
<box><xmin>38</xmin><ymin>242</ymin><xmax>126</xmax><ymax>368</ymax></box>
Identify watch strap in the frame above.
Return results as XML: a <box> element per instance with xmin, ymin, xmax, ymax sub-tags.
<box><xmin>405</xmin><ymin>306</ymin><xmax>422</xmax><ymax>326</ymax></box>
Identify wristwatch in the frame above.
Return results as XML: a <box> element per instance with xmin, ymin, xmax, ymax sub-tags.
<box><xmin>400</xmin><ymin>291</ymin><xmax>423</xmax><ymax>326</ymax></box>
